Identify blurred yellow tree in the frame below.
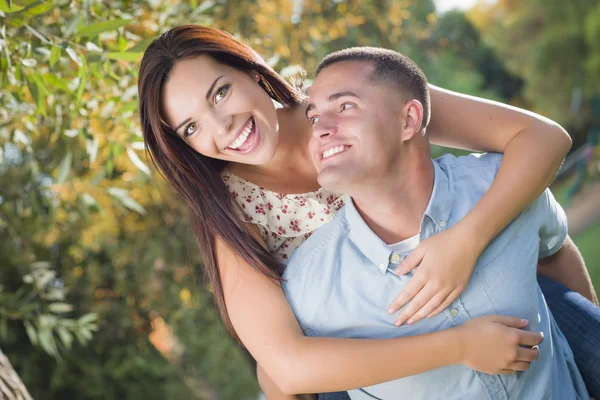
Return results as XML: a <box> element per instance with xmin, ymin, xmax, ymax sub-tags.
<box><xmin>1</xmin><ymin>0</ymin><xmax>519</xmax><ymax>398</ymax></box>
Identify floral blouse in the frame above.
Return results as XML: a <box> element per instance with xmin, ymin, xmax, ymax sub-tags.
<box><xmin>221</xmin><ymin>168</ymin><xmax>346</xmax><ymax>263</ymax></box>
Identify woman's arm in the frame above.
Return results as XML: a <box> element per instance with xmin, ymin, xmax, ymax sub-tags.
<box><xmin>385</xmin><ymin>86</ymin><xmax>572</xmax><ymax>324</ymax></box>
<box><xmin>428</xmin><ymin>84</ymin><xmax>571</xmax><ymax>251</ymax></box>
<box><xmin>257</xmin><ymin>365</ymin><xmax>316</xmax><ymax>400</ymax></box>
<box><xmin>217</xmin><ymin>227</ymin><xmax>541</xmax><ymax>395</ymax></box>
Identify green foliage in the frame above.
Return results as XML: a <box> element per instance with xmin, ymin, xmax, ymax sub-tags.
<box><xmin>0</xmin><ymin>0</ymin><xmax>529</xmax><ymax>399</ymax></box>
<box><xmin>468</xmin><ymin>0</ymin><xmax>600</xmax><ymax>136</ymax></box>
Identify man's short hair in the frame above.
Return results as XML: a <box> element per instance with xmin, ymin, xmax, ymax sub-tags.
<box><xmin>315</xmin><ymin>47</ymin><xmax>430</xmax><ymax>130</ymax></box>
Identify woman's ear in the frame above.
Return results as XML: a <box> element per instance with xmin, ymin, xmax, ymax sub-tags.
<box><xmin>249</xmin><ymin>70</ymin><xmax>261</xmax><ymax>82</ymax></box>
<box><xmin>400</xmin><ymin>99</ymin><xmax>424</xmax><ymax>141</ymax></box>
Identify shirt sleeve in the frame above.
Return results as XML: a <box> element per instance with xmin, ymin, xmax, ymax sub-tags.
<box><xmin>534</xmin><ymin>188</ymin><xmax>568</xmax><ymax>258</ymax></box>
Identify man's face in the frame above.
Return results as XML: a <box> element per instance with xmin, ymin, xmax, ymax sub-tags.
<box><xmin>306</xmin><ymin>61</ymin><xmax>407</xmax><ymax>192</ymax></box>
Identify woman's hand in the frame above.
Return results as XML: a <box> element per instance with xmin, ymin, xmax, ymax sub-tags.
<box><xmin>387</xmin><ymin>225</ymin><xmax>483</xmax><ymax>326</ymax></box>
<box><xmin>456</xmin><ymin>315</ymin><xmax>543</xmax><ymax>374</ymax></box>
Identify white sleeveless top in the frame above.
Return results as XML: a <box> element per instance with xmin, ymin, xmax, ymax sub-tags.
<box><xmin>221</xmin><ymin>168</ymin><xmax>345</xmax><ymax>262</ymax></box>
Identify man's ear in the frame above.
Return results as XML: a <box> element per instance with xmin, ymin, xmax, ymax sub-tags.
<box><xmin>400</xmin><ymin>99</ymin><xmax>424</xmax><ymax>141</ymax></box>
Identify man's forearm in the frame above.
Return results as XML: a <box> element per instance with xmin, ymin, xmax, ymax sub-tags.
<box><xmin>537</xmin><ymin>235</ymin><xmax>598</xmax><ymax>305</ymax></box>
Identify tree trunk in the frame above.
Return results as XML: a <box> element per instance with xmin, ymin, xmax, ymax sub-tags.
<box><xmin>0</xmin><ymin>348</ymin><xmax>33</xmax><ymax>400</ymax></box>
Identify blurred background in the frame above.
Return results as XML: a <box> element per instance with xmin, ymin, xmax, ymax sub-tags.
<box><xmin>1</xmin><ymin>0</ymin><xmax>599</xmax><ymax>399</ymax></box>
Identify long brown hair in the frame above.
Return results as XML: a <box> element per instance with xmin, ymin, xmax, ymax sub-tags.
<box><xmin>138</xmin><ymin>25</ymin><xmax>305</xmax><ymax>339</ymax></box>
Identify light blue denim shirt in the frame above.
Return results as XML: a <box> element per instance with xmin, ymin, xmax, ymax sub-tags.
<box><xmin>283</xmin><ymin>153</ymin><xmax>589</xmax><ymax>400</ymax></box>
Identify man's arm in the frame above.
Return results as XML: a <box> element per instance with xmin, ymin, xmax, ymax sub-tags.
<box><xmin>537</xmin><ymin>235</ymin><xmax>599</xmax><ymax>306</ymax></box>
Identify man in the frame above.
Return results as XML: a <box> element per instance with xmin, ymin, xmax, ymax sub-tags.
<box><xmin>282</xmin><ymin>47</ymin><xmax>591</xmax><ymax>399</ymax></box>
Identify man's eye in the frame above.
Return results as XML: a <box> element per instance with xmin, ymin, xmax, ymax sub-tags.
<box><xmin>341</xmin><ymin>102</ymin><xmax>355</xmax><ymax>111</ymax></box>
<box><xmin>309</xmin><ymin>116</ymin><xmax>319</xmax><ymax>125</ymax></box>
<box><xmin>184</xmin><ymin>122</ymin><xmax>198</xmax><ymax>137</ymax></box>
<box><xmin>214</xmin><ymin>85</ymin><xmax>230</xmax><ymax>103</ymax></box>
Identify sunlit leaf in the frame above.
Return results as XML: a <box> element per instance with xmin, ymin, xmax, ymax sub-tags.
<box><xmin>57</xmin><ymin>151</ymin><xmax>72</xmax><ymax>184</ymax></box>
<box><xmin>21</xmin><ymin>58</ymin><xmax>36</xmax><ymax>67</ymax></box>
<box><xmin>106</xmin><ymin>52</ymin><xmax>143</xmax><ymax>62</ymax></box>
<box><xmin>78</xmin><ymin>313</ymin><xmax>98</xmax><ymax>325</ymax></box>
<box><xmin>120</xmin><ymin>196</ymin><xmax>146</xmax><ymax>215</ymax></box>
<box><xmin>48</xmin><ymin>303</ymin><xmax>74</xmax><ymax>314</ymax></box>
<box><xmin>57</xmin><ymin>326</ymin><xmax>73</xmax><ymax>349</ymax></box>
<box><xmin>0</xmin><ymin>0</ymin><xmax>23</xmax><ymax>13</ymax></box>
<box><xmin>126</xmin><ymin>39</ymin><xmax>154</xmax><ymax>53</ymax></box>
<box><xmin>197</xmin><ymin>0</ymin><xmax>216</xmax><ymax>14</ymax></box>
<box><xmin>127</xmin><ymin>147</ymin><xmax>151</xmax><ymax>176</ymax></box>
<box><xmin>66</xmin><ymin>47</ymin><xmax>82</xmax><ymax>67</ymax></box>
<box><xmin>75</xmin><ymin>19</ymin><xmax>131</xmax><ymax>38</ymax></box>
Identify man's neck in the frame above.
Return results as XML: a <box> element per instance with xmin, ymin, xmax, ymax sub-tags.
<box><xmin>351</xmin><ymin>157</ymin><xmax>434</xmax><ymax>245</ymax></box>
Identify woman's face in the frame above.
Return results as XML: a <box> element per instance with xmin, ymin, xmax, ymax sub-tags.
<box><xmin>161</xmin><ymin>55</ymin><xmax>279</xmax><ymax>165</ymax></box>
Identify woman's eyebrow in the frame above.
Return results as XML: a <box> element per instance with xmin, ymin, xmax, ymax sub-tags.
<box><xmin>174</xmin><ymin>75</ymin><xmax>225</xmax><ymax>132</ymax></box>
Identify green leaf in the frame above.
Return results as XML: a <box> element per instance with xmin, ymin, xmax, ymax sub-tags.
<box><xmin>48</xmin><ymin>302</ymin><xmax>74</xmax><ymax>314</ymax></box>
<box><xmin>49</xmin><ymin>46</ymin><xmax>61</xmax><ymax>68</ymax></box>
<box><xmin>78</xmin><ymin>312</ymin><xmax>98</xmax><ymax>325</ymax></box>
<box><xmin>106</xmin><ymin>52</ymin><xmax>143</xmax><ymax>62</ymax></box>
<box><xmin>0</xmin><ymin>0</ymin><xmax>23</xmax><ymax>13</ymax></box>
<box><xmin>23</xmin><ymin>1</ymin><xmax>52</xmax><ymax>18</ymax></box>
<box><xmin>76</xmin><ymin>19</ymin><xmax>131</xmax><ymax>38</ymax></box>
<box><xmin>44</xmin><ymin>73</ymin><xmax>71</xmax><ymax>93</ymax></box>
<box><xmin>57</xmin><ymin>326</ymin><xmax>73</xmax><ymax>349</ymax></box>
<box><xmin>127</xmin><ymin>39</ymin><xmax>154</xmax><ymax>53</ymax></box>
<box><xmin>57</xmin><ymin>151</ymin><xmax>72</xmax><ymax>184</ymax></box>
<box><xmin>24</xmin><ymin>319</ymin><xmax>38</xmax><ymax>346</ymax></box>
<box><xmin>38</xmin><ymin>327</ymin><xmax>58</xmax><ymax>357</ymax></box>
<box><xmin>197</xmin><ymin>0</ymin><xmax>216</xmax><ymax>14</ymax></box>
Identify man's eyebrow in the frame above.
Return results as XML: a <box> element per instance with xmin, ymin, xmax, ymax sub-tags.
<box><xmin>173</xmin><ymin>75</ymin><xmax>224</xmax><ymax>132</ymax></box>
<box><xmin>328</xmin><ymin>91</ymin><xmax>360</xmax><ymax>102</ymax></box>
<box><xmin>305</xmin><ymin>91</ymin><xmax>360</xmax><ymax>120</ymax></box>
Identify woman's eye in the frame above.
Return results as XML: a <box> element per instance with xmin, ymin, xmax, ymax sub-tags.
<box><xmin>184</xmin><ymin>122</ymin><xmax>198</xmax><ymax>137</ymax></box>
<box><xmin>341</xmin><ymin>102</ymin><xmax>355</xmax><ymax>111</ymax></box>
<box><xmin>214</xmin><ymin>85</ymin><xmax>230</xmax><ymax>103</ymax></box>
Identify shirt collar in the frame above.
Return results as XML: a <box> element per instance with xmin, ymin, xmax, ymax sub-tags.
<box><xmin>344</xmin><ymin>160</ymin><xmax>453</xmax><ymax>270</ymax></box>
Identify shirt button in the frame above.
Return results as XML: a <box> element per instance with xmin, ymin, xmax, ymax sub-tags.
<box><xmin>440</xmin><ymin>220</ymin><xmax>446</xmax><ymax>228</ymax></box>
<box><xmin>450</xmin><ymin>308</ymin><xmax>458</xmax><ymax>317</ymax></box>
<box><xmin>379</xmin><ymin>264</ymin><xmax>386</xmax><ymax>271</ymax></box>
<box><xmin>391</xmin><ymin>254</ymin><xmax>401</xmax><ymax>263</ymax></box>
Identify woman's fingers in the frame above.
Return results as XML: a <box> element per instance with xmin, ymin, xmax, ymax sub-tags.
<box><xmin>404</xmin><ymin>291</ymin><xmax>449</xmax><ymax>325</ymax></box>
<box><xmin>387</xmin><ymin>276</ymin><xmax>426</xmax><ymax>315</ymax></box>
<box><xmin>426</xmin><ymin>288</ymin><xmax>461</xmax><ymax>318</ymax></box>
<box><xmin>394</xmin><ymin>285</ymin><xmax>449</xmax><ymax>326</ymax></box>
<box><xmin>517</xmin><ymin>346</ymin><xmax>540</xmax><ymax>362</ymax></box>
<box><xmin>393</xmin><ymin>248</ymin><xmax>424</xmax><ymax>276</ymax></box>
<box><xmin>507</xmin><ymin>361</ymin><xmax>532</xmax><ymax>371</ymax></box>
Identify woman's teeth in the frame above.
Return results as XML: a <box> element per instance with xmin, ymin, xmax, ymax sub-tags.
<box><xmin>322</xmin><ymin>146</ymin><xmax>348</xmax><ymax>159</ymax></box>
<box><xmin>229</xmin><ymin>119</ymin><xmax>254</xmax><ymax>150</ymax></box>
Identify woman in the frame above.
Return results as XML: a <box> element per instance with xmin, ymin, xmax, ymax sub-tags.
<box><xmin>138</xmin><ymin>25</ymin><xmax>599</xmax><ymax>398</ymax></box>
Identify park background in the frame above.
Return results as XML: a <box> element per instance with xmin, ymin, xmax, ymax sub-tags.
<box><xmin>1</xmin><ymin>0</ymin><xmax>599</xmax><ymax>398</ymax></box>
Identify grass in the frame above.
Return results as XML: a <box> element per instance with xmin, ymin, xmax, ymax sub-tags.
<box><xmin>573</xmin><ymin>221</ymin><xmax>600</xmax><ymax>297</ymax></box>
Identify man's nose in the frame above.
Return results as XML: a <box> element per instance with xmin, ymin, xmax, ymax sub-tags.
<box><xmin>312</xmin><ymin>118</ymin><xmax>337</xmax><ymax>140</ymax></box>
